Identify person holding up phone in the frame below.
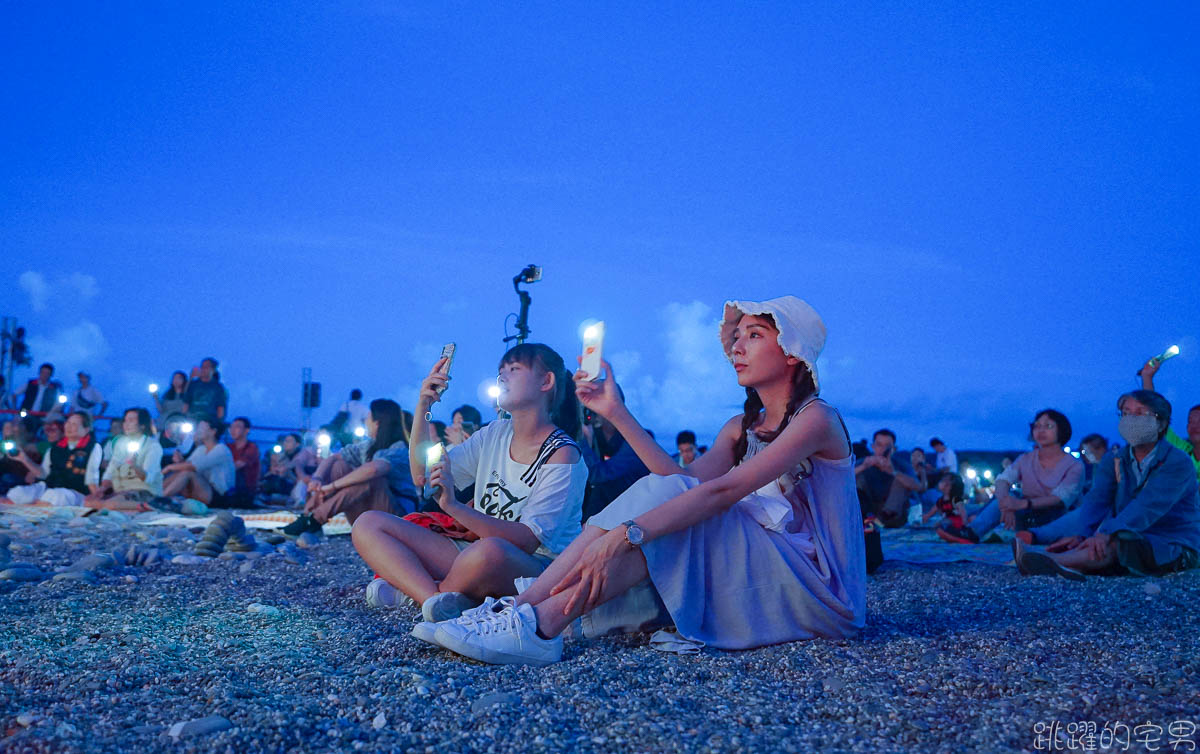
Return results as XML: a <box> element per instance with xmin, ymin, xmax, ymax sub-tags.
<box><xmin>351</xmin><ymin>343</ymin><xmax>587</xmax><ymax>633</ymax></box>
<box><xmin>1</xmin><ymin>411</ymin><xmax>102</xmax><ymax>507</ymax></box>
<box><xmin>282</xmin><ymin>399</ymin><xmax>418</xmax><ymax>536</ymax></box>
<box><xmin>87</xmin><ymin>408</ymin><xmax>164</xmax><ymax>510</ymax></box>
<box><xmin>425</xmin><ymin>296</ymin><xmax>867</xmax><ymax>667</ymax></box>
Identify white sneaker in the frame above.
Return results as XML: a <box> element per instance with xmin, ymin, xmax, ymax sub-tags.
<box><xmin>434</xmin><ymin>599</ymin><xmax>562</xmax><ymax>666</ymax></box>
<box><xmin>365</xmin><ymin>578</ymin><xmax>414</xmax><ymax>609</ymax></box>
<box><xmin>421</xmin><ymin>591</ymin><xmax>483</xmax><ymax>622</ymax></box>
<box><xmin>411</xmin><ymin>621</ymin><xmax>441</xmax><ymax>646</ymax></box>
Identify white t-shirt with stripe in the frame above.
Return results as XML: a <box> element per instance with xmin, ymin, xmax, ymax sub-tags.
<box><xmin>447</xmin><ymin>419</ymin><xmax>586</xmax><ymax>558</ymax></box>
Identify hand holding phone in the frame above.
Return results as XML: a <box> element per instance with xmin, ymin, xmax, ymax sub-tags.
<box><xmin>580</xmin><ymin>322</ymin><xmax>605</xmax><ymax>381</ymax></box>
<box><xmin>426</xmin><ymin>442</ymin><xmax>448</xmax><ymax>500</ymax></box>
<box><xmin>435</xmin><ymin>343</ymin><xmax>456</xmax><ymax>396</ymax></box>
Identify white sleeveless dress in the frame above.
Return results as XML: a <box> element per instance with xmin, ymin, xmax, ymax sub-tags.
<box><xmin>588</xmin><ymin>401</ymin><xmax>867</xmax><ymax>649</ymax></box>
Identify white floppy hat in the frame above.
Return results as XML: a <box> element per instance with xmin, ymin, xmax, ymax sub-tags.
<box><xmin>718</xmin><ymin>295</ymin><xmax>827</xmax><ymax>391</ymax></box>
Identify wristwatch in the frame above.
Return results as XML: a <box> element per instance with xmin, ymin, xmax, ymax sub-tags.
<box><xmin>622</xmin><ymin>520</ymin><xmax>644</xmax><ymax>548</ymax></box>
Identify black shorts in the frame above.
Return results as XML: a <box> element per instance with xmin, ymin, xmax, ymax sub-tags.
<box><xmin>1114</xmin><ymin>532</ymin><xmax>1199</xmax><ymax>576</ymax></box>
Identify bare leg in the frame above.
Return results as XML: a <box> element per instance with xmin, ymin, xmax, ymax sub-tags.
<box><xmin>438</xmin><ymin>537</ymin><xmax>548</xmax><ymax>600</ymax></box>
<box><xmin>184</xmin><ymin>473</ymin><xmax>215</xmax><ymax>504</ymax></box>
<box><xmin>1050</xmin><ymin>544</ymin><xmax>1117</xmax><ymax>573</ymax></box>
<box><xmin>162</xmin><ymin>470</ymin><xmax>191</xmax><ymax>497</ymax></box>
<box><xmin>515</xmin><ymin>525</ymin><xmax>608</xmax><ymax>607</ymax></box>
<box><xmin>351</xmin><ymin>511</ymin><xmax>463</xmax><ymax>603</ymax></box>
<box><xmin>533</xmin><ymin>546</ymin><xmax>650</xmax><ymax>638</ymax></box>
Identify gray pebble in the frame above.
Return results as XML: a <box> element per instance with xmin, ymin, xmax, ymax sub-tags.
<box><xmin>472</xmin><ymin>691</ymin><xmax>520</xmax><ymax>713</ymax></box>
<box><xmin>0</xmin><ymin>566</ymin><xmax>46</xmax><ymax>581</ymax></box>
<box><xmin>168</xmin><ymin>715</ymin><xmax>233</xmax><ymax>738</ymax></box>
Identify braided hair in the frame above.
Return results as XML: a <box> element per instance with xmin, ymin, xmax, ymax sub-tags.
<box><xmin>732</xmin><ymin>362</ymin><xmax>818</xmax><ymax>464</ymax></box>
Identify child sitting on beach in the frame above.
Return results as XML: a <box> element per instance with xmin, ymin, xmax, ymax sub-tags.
<box><xmin>922</xmin><ymin>473</ymin><xmax>966</xmax><ymax>527</ymax></box>
<box><xmin>351</xmin><ymin>343</ymin><xmax>587</xmax><ymax>630</ymax></box>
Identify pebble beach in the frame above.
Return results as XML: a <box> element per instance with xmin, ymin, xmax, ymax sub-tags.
<box><xmin>1</xmin><ymin>510</ymin><xmax>1197</xmax><ymax>753</ymax></box>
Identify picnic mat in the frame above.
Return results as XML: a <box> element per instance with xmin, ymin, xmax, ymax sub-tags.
<box><xmin>0</xmin><ymin>504</ymin><xmax>88</xmax><ymax>521</ymax></box>
<box><xmin>135</xmin><ymin>510</ymin><xmax>353</xmax><ymax>536</ymax></box>
<box><xmin>880</xmin><ymin>525</ymin><xmax>1015</xmax><ymax>567</ymax></box>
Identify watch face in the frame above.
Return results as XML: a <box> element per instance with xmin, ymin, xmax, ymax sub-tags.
<box><xmin>627</xmin><ymin>524</ymin><xmax>644</xmax><ymax>545</ymax></box>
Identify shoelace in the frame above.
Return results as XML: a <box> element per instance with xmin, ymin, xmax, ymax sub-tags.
<box><xmin>457</xmin><ymin>597</ymin><xmax>519</xmax><ymax>636</ymax></box>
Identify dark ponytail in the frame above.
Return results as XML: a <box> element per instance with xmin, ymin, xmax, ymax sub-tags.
<box><xmin>498</xmin><ymin>343</ymin><xmax>580</xmax><ymax>439</ymax></box>
<box><xmin>732</xmin><ymin>363</ymin><xmax>817</xmax><ymax>464</ymax></box>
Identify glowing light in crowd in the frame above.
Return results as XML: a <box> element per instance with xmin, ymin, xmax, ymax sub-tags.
<box><xmin>273</xmin><ymin>444</ymin><xmax>283</xmax><ymax>454</ymax></box>
<box><xmin>317</xmin><ymin>432</ymin><xmax>332</xmax><ymax>447</ymax></box>
<box><xmin>148</xmin><ymin>383</ymin><xmax>159</xmax><ymax>393</ymax></box>
<box><xmin>578</xmin><ymin>318</ymin><xmax>602</xmax><ymax>342</ymax></box>
<box><xmin>1165</xmin><ymin>345</ymin><xmax>1180</xmax><ymax>359</ymax></box>
<box><xmin>19</xmin><ymin>410</ymin><xmax>27</xmax><ymax>418</ymax></box>
<box><xmin>57</xmin><ymin>394</ymin><xmax>68</xmax><ymax>404</ymax></box>
<box><xmin>426</xmin><ymin>443</ymin><xmax>445</xmax><ymax>465</ymax></box>
<box><xmin>487</xmin><ymin>385</ymin><xmax>501</xmax><ymax>399</ymax></box>
<box><xmin>180</xmin><ymin>422</ymin><xmax>194</xmax><ymax>434</ymax></box>
<box><xmin>1064</xmin><ymin>446</ymin><xmax>1071</xmax><ymax>454</ymax></box>
<box><xmin>3</xmin><ymin>441</ymin><xmax>14</xmax><ymax>453</ymax></box>
<box><xmin>983</xmin><ymin>469</ymin><xmax>994</xmax><ymax>480</ymax></box>
<box><xmin>354</xmin><ymin>427</ymin><xmax>366</xmax><ymax>438</ymax></box>
<box><xmin>965</xmin><ymin>467</ymin><xmax>977</xmax><ymax>480</ymax></box>
<box><xmin>126</xmin><ymin>440</ymin><xmax>141</xmax><ymax>453</ymax></box>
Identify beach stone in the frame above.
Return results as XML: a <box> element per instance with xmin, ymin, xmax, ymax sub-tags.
<box><xmin>171</xmin><ymin>554</ymin><xmax>209</xmax><ymax>565</ymax></box>
<box><xmin>238</xmin><ymin>560</ymin><xmax>255</xmax><ymax>575</ymax></box>
<box><xmin>140</xmin><ymin>548</ymin><xmax>165</xmax><ymax>566</ymax></box>
<box><xmin>70</xmin><ymin>553</ymin><xmax>116</xmax><ymax>572</ymax></box>
<box><xmin>226</xmin><ymin>534</ymin><xmax>258</xmax><ymax>553</ymax></box>
<box><xmin>52</xmin><ymin>570</ymin><xmax>98</xmax><ymax>583</ymax></box>
<box><xmin>472</xmin><ymin>692</ymin><xmax>520</xmax><ymax>713</ymax></box>
<box><xmin>1</xmin><ymin>566</ymin><xmax>47</xmax><ymax>581</ymax></box>
<box><xmin>1143</xmin><ymin>582</ymin><xmax>1162</xmax><ymax>595</ymax></box>
<box><xmin>55</xmin><ymin>721</ymin><xmax>79</xmax><ymax>737</ymax></box>
<box><xmin>295</xmin><ymin>532</ymin><xmax>321</xmax><ymax>549</ymax></box>
<box><xmin>262</xmin><ymin>532</ymin><xmax>285</xmax><ymax>545</ymax></box>
<box><xmin>16</xmin><ymin>712</ymin><xmax>37</xmax><ymax>727</ymax></box>
<box><xmin>247</xmin><ymin>603</ymin><xmax>283</xmax><ymax>618</ymax></box>
<box><xmin>193</xmin><ymin>542</ymin><xmax>223</xmax><ymax>558</ymax></box>
<box><xmin>168</xmin><ymin>715</ymin><xmax>233</xmax><ymax>739</ymax></box>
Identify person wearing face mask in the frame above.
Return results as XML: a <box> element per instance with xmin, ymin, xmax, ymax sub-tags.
<box><xmin>1077</xmin><ymin>433</ymin><xmax>1109</xmax><ymax>498</ymax></box>
<box><xmin>1014</xmin><ymin>390</ymin><xmax>1200</xmax><ymax>579</ymax></box>
<box><xmin>1139</xmin><ymin>358</ymin><xmax>1200</xmax><ymax>484</ymax></box>
<box><xmin>938</xmin><ymin>409</ymin><xmax>1083</xmax><ymax>544</ymax></box>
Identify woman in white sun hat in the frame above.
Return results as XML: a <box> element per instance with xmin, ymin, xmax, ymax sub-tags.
<box><xmin>422</xmin><ymin>295</ymin><xmax>867</xmax><ymax>666</ymax></box>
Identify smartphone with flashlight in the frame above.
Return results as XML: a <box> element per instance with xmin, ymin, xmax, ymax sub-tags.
<box><xmin>426</xmin><ymin>442</ymin><xmax>446</xmax><ymax>496</ymax></box>
<box><xmin>436</xmin><ymin>343</ymin><xmax>456</xmax><ymax>396</ymax></box>
<box><xmin>580</xmin><ymin>321</ymin><xmax>605</xmax><ymax>381</ymax></box>
<box><xmin>3</xmin><ymin>441</ymin><xmax>16</xmax><ymax>456</ymax></box>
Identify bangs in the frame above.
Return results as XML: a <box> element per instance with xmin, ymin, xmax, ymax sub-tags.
<box><xmin>498</xmin><ymin>343</ymin><xmax>549</xmax><ymax>373</ymax></box>
<box><xmin>738</xmin><ymin>312</ymin><xmax>780</xmax><ymax>332</ymax></box>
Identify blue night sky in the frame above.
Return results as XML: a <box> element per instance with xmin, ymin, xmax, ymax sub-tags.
<box><xmin>3</xmin><ymin>2</ymin><xmax>1197</xmax><ymax>451</ymax></box>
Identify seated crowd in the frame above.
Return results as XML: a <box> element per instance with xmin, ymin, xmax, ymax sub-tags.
<box><xmin>2</xmin><ymin>314</ymin><xmax>1198</xmax><ymax>667</ymax></box>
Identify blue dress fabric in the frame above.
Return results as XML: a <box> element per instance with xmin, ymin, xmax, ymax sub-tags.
<box><xmin>588</xmin><ymin>407</ymin><xmax>867</xmax><ymax>650</ymax></box>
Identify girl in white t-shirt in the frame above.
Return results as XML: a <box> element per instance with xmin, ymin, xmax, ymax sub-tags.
<box><xmin>351</xmin><ymin>343</ymin><xmax>587</xmax><ymax>631</ymax></box>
